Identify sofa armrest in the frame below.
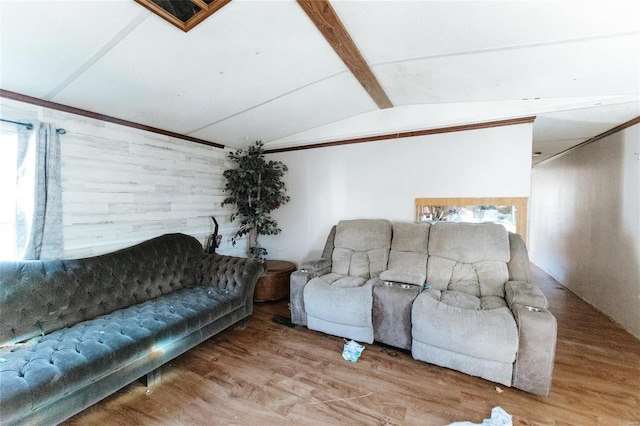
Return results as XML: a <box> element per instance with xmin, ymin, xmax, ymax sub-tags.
<box><xmin>199</xmin><ymin>254</ymin><xmax>265</xmax><ymax>312</ymax></box>
<box><xmin>505</xmin><ymin>280</ymin><xmax>548</xmax><ymax>310</ymax></box>
<box><xmin>290</xmin><ymin>258</ymin><xmax>331</xmax><ymax>326</ymax></box>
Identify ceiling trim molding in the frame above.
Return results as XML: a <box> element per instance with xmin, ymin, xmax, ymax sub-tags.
<box><xmin>536</xmin><ymin>115</ymin><xmax>640</xmax><ymax>166</ymax></box>
<box><xmin>264</xmin><ymin>116</ymin><xmax>536</xmax><ymax>154</ymax></box>
<box><xmin>0</xmin><ymin>89</ymin><xmax>224</xmax><ymax>149</ymax></box>
<box><xmin>297</xmin><ymin>0</ymin><xmax>393</xmax><ymax>109</ymax></box>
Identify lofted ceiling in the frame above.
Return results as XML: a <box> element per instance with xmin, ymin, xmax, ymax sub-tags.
<box><xmin>0</xmin><ymin>0</ymin><xmax>638</xmax><ymax>165</ymax></box>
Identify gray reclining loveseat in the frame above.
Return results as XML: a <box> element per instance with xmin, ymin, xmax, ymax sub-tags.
<box><xmin>0</xmin><ymin>233</ymin><xmax>263</xmax><ymax>425</ymax></box>
<box><xmin>290</xmin><ymin>219</ymin><xmax>556</xmax><ymax>396</ymax></box>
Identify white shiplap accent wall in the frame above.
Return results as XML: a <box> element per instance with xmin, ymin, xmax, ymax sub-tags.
<box><xmin>0</xmin><ymin>97</ymin><xmax>245</xmax><ymax>259</ymax></box>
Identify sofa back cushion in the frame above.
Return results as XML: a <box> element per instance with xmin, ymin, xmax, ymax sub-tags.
<box><xmin>379</xmin><ymin>222</ymin><xmax>430</xmax><ymax>285</ymax></box>
<box><xmin>0</xmin><ymin>233</ymin><xmax>202</xmax><ymax>347</ymax></box>
<box><xmin>427</xmin><ymin>222</ymin><xmax>510</xmax><ymax>297</ymax></box>
<box><xmin>332</xmin><ymin>219</ymin><xmax>392</xmax><ymax>279</ymax></box>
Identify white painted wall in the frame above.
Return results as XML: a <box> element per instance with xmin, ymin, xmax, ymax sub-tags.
<box><xmin>0</xmin><ymin>97</ymin><xmax>533</xmax><ymax>267</ymax></box>
<box><xmin>263</xmin><ymin>123</ymin><xmax>533</xmax><ymax>264</ymax></box>
<box><xmin>529</xmin><ymin>124</ymin><xmax>640</xmax><ymax>339</ymax></box>
<box><xmin>0</xmin><ymin>97</ymin><xmax>244</xmax><ymax>259</ymax></box>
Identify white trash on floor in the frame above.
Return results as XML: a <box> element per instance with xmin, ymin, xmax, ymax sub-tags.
<box><xmin>448</xmin><ymin>406</ymin><xmax>512</xmax><ymax>426</ymax></box>
<box><xmin>342</xmin><ymin>339</ymin><xmax>365</xmax><ymax>362</ymax></box>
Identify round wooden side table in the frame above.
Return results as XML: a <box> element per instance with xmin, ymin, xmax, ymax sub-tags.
<box><xmin>253</xmin><ymin>260</ymin><xmax>297</xmax><ymax>302</ymax></box>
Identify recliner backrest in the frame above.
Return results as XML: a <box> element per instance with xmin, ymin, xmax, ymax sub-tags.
<box><xmin>331</xmin><ymin>219</ymin><xmax>392</xmax><ymax>279</ymax></box>
<box><xmin>427</xmin><ymin>222</ymin><xmax>511</xmax><ymax>297</ymax></box>
<box><xmin>380</xmin><ymin>222</ymin><xmax>430</xmax><ymax>285</ymax></box>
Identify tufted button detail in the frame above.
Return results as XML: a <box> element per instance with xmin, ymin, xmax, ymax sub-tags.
<box><xmin>0</xmin><ymin>235</ymin><xmax>257</xmax><ymax>423</ymax></box>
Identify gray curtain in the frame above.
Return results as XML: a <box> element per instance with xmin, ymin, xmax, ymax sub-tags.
<box><xmin>16</xmin><ymin>122</ymin><xmax>63</xmax><ymax>260</ymax></box>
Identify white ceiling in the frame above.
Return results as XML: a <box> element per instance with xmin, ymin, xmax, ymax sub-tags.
<box><xmin>1</xmin><ymin>0</ymin><xmax>638</xmax><ymax>165</ymax></box>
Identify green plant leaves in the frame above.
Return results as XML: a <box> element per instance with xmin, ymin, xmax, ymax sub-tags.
<box><xmin>221</xmin><ymin>141</ymin><xmax>290</xmax><ymax>259</ymax></box>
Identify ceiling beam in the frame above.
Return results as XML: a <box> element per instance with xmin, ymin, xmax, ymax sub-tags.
<box><xmin>297</xmin><ymin>0</ymin><xmax>393</xmax><ymax>109</ymax></box>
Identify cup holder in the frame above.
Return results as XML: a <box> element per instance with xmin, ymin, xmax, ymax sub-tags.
<box><xmin>524</xmin><ymin>305</ymin><xmax>542</xmax><ymax>312</ymax></box>
<box><xmin>400</xmin><ymin>284</ymin><xmax>413</xmax><ymax>289</ymax></box>
<box><xmin>384</xmin><ymin>281</ymin><xmax>393</xmax><ymax>286</ymax></box>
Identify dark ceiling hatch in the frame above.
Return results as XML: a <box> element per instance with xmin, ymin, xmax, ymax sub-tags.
<box><xmin>135</xmin><ymin>0</ymin><xmax>231</xmax><ymax>32</ymax></box>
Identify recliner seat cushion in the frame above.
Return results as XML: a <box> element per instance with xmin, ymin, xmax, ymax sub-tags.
<box><xmin>412</xmin><ymin>291</ymin><xmax>518</xmax><ymax>363</ymax></box>
<box><xmin>304</xmin><ymin>278</ymin><xmax>375</xmax><ymax>327</ymax></box>
<box><xmin>331</xmin><ymin>276</ymin><xmax>367</xmax><ymax>288</ymax></box>
<box><xmin>310</xmin><ymin>273</ymin><xmax>366</xmax><ymax>288</ymax></box>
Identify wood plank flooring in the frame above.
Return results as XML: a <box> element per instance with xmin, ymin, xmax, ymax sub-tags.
<box><xmin>65</xmin><ymin>265</ymin><xmax>640</xmax><ymax>425</ymax></box>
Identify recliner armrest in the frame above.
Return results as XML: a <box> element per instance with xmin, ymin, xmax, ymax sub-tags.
<box><xmin>506</xmin><ymin>281</ymin><xmax>556</xmax><ymax>395</ymax></box>
<box><xmin>505</xmin><ymin>281</ymin><xmax>548</xmax><ymax>309</ymax></box>
<box><xmin>299</xmin><ymin>258</ymin><xmax>332</xmax><ymax>278</ymax></box>
<box><xmin>290</xmin><ymin>258</ymin><xmax>331</xmax><ymax>326</ymax></box>
<box><xmin>512</xmin><ymin>303</ymin><xmax>557</xmax><ymax>396</ymax></box>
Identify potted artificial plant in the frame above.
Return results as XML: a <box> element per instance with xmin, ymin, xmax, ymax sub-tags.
<box><xmin>222</xmin><ymin>141</ymin><xmax>290</xmax><ymax>260</ymax></box>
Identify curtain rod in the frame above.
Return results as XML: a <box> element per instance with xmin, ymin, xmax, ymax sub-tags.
<box><xmin>0</xmin><ymin>118</ymin><xmax>32</xmax><ymax>129</ymax></box>
<box><xmin>0</xmin><ymin>118</ymin><xmax>66</xmax><ymax>134</ymax></box>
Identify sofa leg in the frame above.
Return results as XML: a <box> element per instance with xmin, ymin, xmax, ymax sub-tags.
<box><xmin>140</xmin><ymin>368</ymin><xmax>162</xmax><ymax>387</ymax></box>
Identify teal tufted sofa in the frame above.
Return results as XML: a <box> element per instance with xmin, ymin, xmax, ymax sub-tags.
<box><xmin>0</xmin><ymin>233</ymin><xmax>264</xmax><ymax>425</ymax></box>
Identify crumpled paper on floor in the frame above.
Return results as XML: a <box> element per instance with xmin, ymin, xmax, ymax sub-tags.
<box><xmin>448</xmin><ymin>406</ymin><xmax>512</xmax><ymax>426</ymax></box>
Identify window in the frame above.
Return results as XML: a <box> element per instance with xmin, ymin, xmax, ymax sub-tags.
<box><xmin>0</xmin><ymin>129</ymin><xmax>18</xmax><ymax>259</ymax></box>
<box><xmin>0</xmin><ymin>121</ymin><xmax>62</xmax><ymax>260</ymax></box>
<box><xmin>415</xmin><ymin>197</ymin><xmax>529</xmax><ymax>242</ymax></box>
